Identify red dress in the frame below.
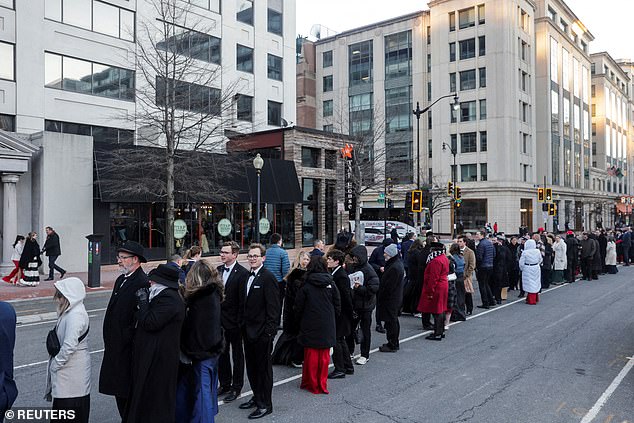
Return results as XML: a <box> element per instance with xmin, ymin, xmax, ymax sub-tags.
<box><xmin>417</xmin><ymin>255</ymin><xmax>449</xmax><ymax>314</ymax></box>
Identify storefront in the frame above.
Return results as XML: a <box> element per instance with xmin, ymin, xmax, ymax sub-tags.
<box><xmin>94</xmin><ymin>146</ymin><xmax>302</xmax><ymax>264</ymax></box>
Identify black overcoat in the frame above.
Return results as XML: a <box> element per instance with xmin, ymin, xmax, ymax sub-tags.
<box><xmin>378</xmin><ymin>256</ymin><xmax>404</xmax><ymax>321</ymax></box>
<box><xmin>331</xmin><ymin>266</ymin><xmax>353</xmax><ymax>338</ymax></box>
<box><xmin>42</xmin><ymin>232</ymin><xmax>61</xmax><ymax>256</ymax></box>
<box><xmin>217</xmin><ymin>263</ymin><xmax>249</xmax><ymax>331</ymax></box>
<box><xmin>492</xmin><ymin>244</ymin><xmax>511</xmax><ymax>289</ymax></box>
<box><xmin>18</xmin><ymin>239</ymin><xmax>41</xmax><ymax>269</ymax></box>
<box><xmin>125</xmin><ymin>287</ymin><xmax>185</xmax><ymax>423</ymax></box>
<box><xmin>282</xmin><ymin>268</ymin><xmax>306</xmax><ymax>335</ymax></box>
<box><xmin>295</xmin><ymin>272</ymin><xmax>341</xmax><ymax>349</ymax></box>
<box><xmin>402</xmin><ymin>247</ymin><xmax>424</xmax><ymax>314</ymax></box>
<box><xmin>99</xmin><ymin>267</ymin><xmax>149</xmax><ymax>397</ymax></box>
<box><xmin>181</xmin><ymin>283</ymin><xmax>224</xmax><ymax>361</ymax></box>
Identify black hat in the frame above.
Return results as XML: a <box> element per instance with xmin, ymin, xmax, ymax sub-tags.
<box><xmin>430</xmin><ymin>242</ymin><xmax>445</xmax><ymax>250</ymax></box>
<box><xmin>147</xmin><ymin>264</ymin><xmax>180</xmax><ymax>289</ymax></box>
<box><xmin>117</xmin><ymin>241</ymin><xmax>147</xmax><ymax>263</ymax></box>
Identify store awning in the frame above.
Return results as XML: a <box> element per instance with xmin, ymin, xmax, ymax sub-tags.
<box><xmin>94</xmin><ymin>145</ymin><xmax>301</xmax><ymax>204</ymax></box>
<box><xmin>616</xmin><ymin>202</ymin><xmax>632</xmax><ymax>214</ymax></box>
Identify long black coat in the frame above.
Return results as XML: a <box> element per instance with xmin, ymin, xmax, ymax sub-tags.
<box><xmin>125</xmin><ymin>287</ymin><xmax>185</xmax><ymax>423</ymax></box>
<box><xmin>492</xmin><ymin>244</ymin><xmax>511</xmax><ymax>289</ymax></box>
<box><xmin>282</xmin><ymin>268</ymin><xmax>306</xmax><ymax>335</ymax></box>
<box><xmin>18</xmin><ymin>239</ymin><xmax>41</xmax><ymax>269</ymax></box>
<box><xmin>42</xmin><ymin>232</ymin><xmax>61</xmax><ymax>256</ymax></box>
<box><xmin>378</xmin><ymin>256</ymin><xmax>405</xmax><ymax>321</ymax></box>
<box><xmin>181</xmin><ymin>283</ymin><xmax>224</xmax><ymax>361</ymax></box>
<box><xmin>591</xmin><ymin>237</ymin><xmax>603</xmax><ymax>272</ymax></box>
<box><xmin>402</xmin><ymin>247</ymin><xmax>424</xmax><ymax>314</ymax></box>
<box><xmin>295</xmin><ymin>272</ymin><xmax>341</xmax><ymax>349</ymax></box>
<box><xmin>99</xmin><ymin>267</ymin><xmax>149</xmax><ymax>397</ymax></box>
<box><xmin>331</xmin><ymin>266</ymin><xmax>353</xmax><ymax>338</ymax></box>
<box><xmin>217</xmin><ymin>263</ymin><xmax>249</xmax><ymax>331</ymax></box>
<box><xmin>242</xmin><ymin>267</ymin><xmax>280</xmax><ymax>343</ymax></box>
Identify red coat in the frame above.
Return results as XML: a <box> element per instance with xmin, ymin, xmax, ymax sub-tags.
<box><xmin>417</xmin><ymin>254</ymin><xmax>449</xmax><ymax>314</ymax></box>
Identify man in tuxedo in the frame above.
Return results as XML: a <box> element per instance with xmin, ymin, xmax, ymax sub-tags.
<box><xmin>239</xmin><ymin>244</ymin><xmax>280</xmax><ymax>419</ymax></box>
<box><xmin>217</xmin><ymin>241</ymin><xmax>250</xmax><ymax>402</ymax></box>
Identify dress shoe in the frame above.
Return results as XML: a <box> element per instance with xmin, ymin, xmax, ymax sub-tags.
<box><xmin>239</xmin><ymin>399</ymin><xmax>257</xmax><ymax>410</ymax></box>
<box><xmin>422</xmin><ymin>325</ymin><xmax>434</xmax><ymax>331</ymax></box>
<box><xmin>224</xmin><ymin>390</ymin><xmax>240</xmax><ymax>402</ymax></box>
<box><xmin>344</xmin><ymin>368</ymin><xmax>355</xmax><ymax>375</ymax></box>
<box><xmin>218</xmin><ymin>386</ymin><xmax>232</xmax><ymax>396</ymax></box>
<box><xmin>60</xmin><ymin>270</ymin><xmax>66</xmax><ymax>278</ymax></box>
<box><xmin>328</xmin><ymin>371</ymin><xmax>346</xmax><ymax>379</ymax></box>
<box><xmin>375</xmin><ymin>325</ymin><xmax>386</xmax><ymax>333</ymax></box>
<box><xmin>44</xmin><ymin>278</ymin><xmax>54</xmax><ymax>281</ymax></box>
<box><xmin>425</xmin><ymin>334</ymin><xmax>442</xmax><ymax>341</ymax></box>
<box><xmin>476</xmin><ymin>305</ymin><xmax>490</xmax><ymax>310</ymax></box>
<box><xmin>379</xmin><ymin>344</ymin><xmax>397</xmax><ymax>353</ymax></box>
<box><xmin>248</xmin><ymin>408</ymin><xmax>272</xmax><ymax>419</ymax></box>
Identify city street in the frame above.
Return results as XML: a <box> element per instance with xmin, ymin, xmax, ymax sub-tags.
<box><xmin>9</xmin><ymin>268</ymin><xmax>634</xmax><ymax>423</ymax></box>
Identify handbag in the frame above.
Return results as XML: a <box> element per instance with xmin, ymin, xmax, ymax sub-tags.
<box><xmin>47</xmin><ymin>325</ymin><xmax>90</xmax><ymax>357</ymax></box>
<box><xmin>353</xmin><ymin>322</ymin><xmax>364</xmax><ymax>345</ymax></box>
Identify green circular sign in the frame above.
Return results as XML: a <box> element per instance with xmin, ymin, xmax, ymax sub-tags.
<box><xmin>174</xmin><ymin>219</ymin><xmax>188</xmax><ymax>239</ymax></box>
<box><xmin>217</xmin><ymin>218</ymin><xmax>232</xmax><ymax>237</ymax></box>
<box><xmin>259</xmin><ymin>218</ymin><xmax>271</xmax><ymax>235</ymax></box>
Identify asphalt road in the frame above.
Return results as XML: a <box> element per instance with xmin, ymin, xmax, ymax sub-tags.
<box><xmin>8</xmin><ymin>268</ymin><xmax>634</xmax><ymax>423</ymax></box>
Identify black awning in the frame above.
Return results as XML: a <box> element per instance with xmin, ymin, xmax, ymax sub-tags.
<box><xmin>94</xmin><ymin>145</ymin><xmax>301</xmax><ymax>205</ymax></box>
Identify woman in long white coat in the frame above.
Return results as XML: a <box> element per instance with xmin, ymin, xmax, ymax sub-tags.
<box><xmin>552</xmin><ymin>235</ymin><xmax>567</xmax><ymax>283</ymax></box>
<box><xmin>605</xmin><ymin>236</ymin><xmax>618</xmax><ymax>274</ymax></box>
<box><xmin>45</xmin><ymin>277</ymin><xmax>91</xmax><ymax>423</ymax></box>
<box><xmin>519</xmin><ymin>240</ymin><xmax>543</xmax><ymax>305</ymax></box>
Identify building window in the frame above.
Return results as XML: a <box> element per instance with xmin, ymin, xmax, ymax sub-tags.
<box><xmin>479</xmin><ymin>99</ymin><xmax>487</xmax><ymax>119</ymax></box>
<box><xmin>349</xmin><ymin>93</ymin><xmax>373</xmax><ymax>136</ymax></box>
<box><xmin>323</xmin><ymin>75</ymin><xmax>333</xmax><ymax>92</ymax></box>
<box><xmin>449</xmin><ymin>42</ymin><xmax>456</xmax><ymax>62</ymax></box>
<box><xmin>427</xmin><ymin>82</ymin><xmax>432</xmax><ymax>102</ymax></box>
<box><xmin>559</xmin><ymin>18</ymin><xmax>568</xmax><ymax>34</ymax></box>
<box><xmin>449</xmin><ymin>12</ymin><xmax>456</xmax><ymax>31</ymax></box>
<box><xmin>519</xmin><ymin>9</ymin><xmax>529</xmax><ymax>32</ymax></box>
<box><xmin>591</xmin><ymin>104</ymin><xmax>596</xmax><ymax>117</ymax></box>
<box><xmin>459</xmin><ymin>69</ymin><xmax>476</xmax><ymax>90</ymax></box>
<box><xmin>479</xmin><ymin>67</ymin><xmax>486</xmax><ymax>88</ymax></box>
<box><xmin>458</xmin><ymin>7</ymin><xmax>475</xmax><ymax>29</ymax></box>
<box><xmin>428</xmin><ymin>139</ymin><xmax>433</xmax><ymax>158</ymax></box>
<box><xmin>520</xmin><ymin>70</ymin><xmax>528</xmax><ymax>92</ymax></box>
<box><xmin>450</xmin><ymin>73</ymin><xmax>456</xmax><ymax>92</ymax></box>
<box><xmin>478</xmin><ymin>36</ymin><xmax>485</xmax><ymax>56</ymax></box>
<box><xmin>478</xmin><ymin>4</ymin><xmax>485</xmax><ymax>24</ymax></box>
<box><xmin>427</xmin><ymin>26</ymin><xmax>431</xmax><ymax>44</ymax></box>
<box><xmin>323</xmin><ymin>50</ymin><xmax>333</xmax><ymax>68</ymax></box>
<box><xmin>592</xmin><ymin>123</ymin><xmax>596</xmax><ymax>136</ymax></box>
<box><xmin>45</xmin><ymin>52</ymin><xmax>135</xmax><ymax>101</ymax></box>
<box><xmin>45</xmin><ymin>119</ymin><xmax>133</xmax><ymax>144</ymax></box>
<box><xmin>267</xmin><ymin>0</ymin><xmax>283</xmax><ymax>35</ymax></box>
<box><xmin>521</xmin><ymin>40</ymin><xmax>529</xmax><ymax>62</ymax></box>
<box><xmin>236</xmin><ymin>0</ymin><xmax>253</xmax><ymax>25</ymax></box>
<box><xmin>45</xmin><ymin>0</ymin><xmax>135</xmax><ymax>42</ymax></box>
<box><xmin>236</xmin><ymin>94</ymin><xmax>253</xmax><ymax>122</ymax></box>
<box><xmin>427</xmin><ymin>54</ymin><xmax>432</xmax><ymax>73</ymax></box>
<box><xmin>302</xmin><ymin>147</ymin><xmax>321</xmax><ymax>168</ymax></box>
<box><xmin>460</xmin><ymin>101</ymin><xmax>476</xmax><ymax>122</ymax></box>
<box><xmin>480</xmin><ymin>163</ymin><xmax>487</xmax><ymax>181</ymax></box>
<box><xmin>323</xmin><ymin>124</ymin><xmax>333</xmax><ymax>132</ymax></box>
<box><xmin>591</xmin><ymin>85</ymin><xmax>595</xmax><ymax>98</ymax></box>
<box><xmin>548</xmin><ymin>7</ymin><xmax>557</xmax><ymax>21</ymax></box>
<box><xmin>349</xmin><ymin>40</ymin><xmax>373</xmax><ymax>86</ymax></box>
<box><xmin>156</xmin><ymin>27</ymin><xmax>221</xmax><ymax>65</ymax></box>
<box><xmin>0</xmin><ymin>41</ymin><xmax>14</xmax><ymax>81</ymax></box>
<box><xmin>0</xmin><ymin>114</ymin><xmax>15</xmax><ymax>131</ymax></box>
<box><xmin>480</xmin><ymin>131</ymin><xmax>487</xmax><ymax>151</ymax></box>
<box><xmin>236</xmin><ymin>44</ymin><xmax>253</xmax><ymax>73</ymax></box>
<box><xmin>323</xmin><ymin>100</ymin><xmax>333</xmax><ymax>117</ymax></box>
<box><xmin>450</xmin><ymin>134</ymin><xmax>457</xmax><ymax>151</ymax></box>
<box><xmin>267</xmin><ymin>54</ymin><xmax>283</xmax><ymax>81</ymax></box>
<box><xmin>385</xmin><ymin>86</ymin><xmax>412</xmax><ymax>133</ymax></box>
<box><xmin>459</xmin><ymin>38</ymin><xmax>476</xmax><ymax>60</ymax></box>
<box><xmin>325</xmin><ymin>149</ymin><xmax>337</xmax><ymax>169</ymax></box>
<box><xmin>461</xmin><ymin>164</ymin><xmax>478</xmax><ymax>182</ymax></box>
<box><xmin>302</xmin><ymin>178</ymin><xmax>320</xmax><ymax>247</ymax></box>
<box><xmin>155</xmin><ymin>77</ymin><xmax>221</xmax><ymax>115</ymax></box>
<box><xmin>385</xmin><ymin>30</ymin><xmax>412</xmax><ymax>80</ymax></box>
<box><xmin>460</xmin><ymin>132</ymin><xmax>477</xmax><ymax>153</ymax></box>
<box><xmin>267</xmin><ymin>101</ymin><xmax>282</xmax><ymax>126</ymax></box>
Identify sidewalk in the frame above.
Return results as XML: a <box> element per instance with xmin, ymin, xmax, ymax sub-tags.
<box><xmin>0</xmin><ymin>247</ymin><xmax>344</xmax><ymax>302</ymax></box>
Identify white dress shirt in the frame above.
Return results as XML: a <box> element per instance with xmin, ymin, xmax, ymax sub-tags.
<box><xmin>246</xmin><ymin>265</ymin><xmax>263</xmax><ymax>295</ymax></box>
<box><xmin>222</xmin><ymin>261</ymin><xmax>237</xmax><ymax>286</ymax></box>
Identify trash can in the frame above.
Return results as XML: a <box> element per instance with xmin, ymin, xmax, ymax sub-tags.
<box><xmin>86</xmin><ymin>234</ymin><xmax>104</xmax><ymax>288</ymax></box>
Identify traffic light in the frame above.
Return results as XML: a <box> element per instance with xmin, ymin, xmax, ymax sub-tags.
<box><xmin>447</xmin><ymin>181</ymin><xmax>454</xmax><ymax>197</ymax></box>
<box><xmin>411</xmin><ymin>190</ymin><xmax>423</xmax><ymax>212</ymax></box>
<box><xmin>537</xmin><ymin>188</ymin><xmax>544</xmax><ymax>202</ymax></box>
<box><xmin>405</xmin><ymin>191</ymin><xmax>413</xmax><ymax>210</ymax></box>
<box><xmin>455</xmin><ymin>186</ymin><xmax>462</xmax><ymax>200</ymax></box>
<box><xmin>545</xmin><ymin>188</ymin><xmax>553</xmax><ymax>201</ymax></box>
<box><xmin>386</xmin><ymin>178</ymin><xmax>393</xmax><ymax>196</ymax></box>
<box><xmin>548</xmin><ymin>203</ymin><xmax>556</xmax><ymax>216</ymax></box>
<box><xmin>455</xmin><ymin>200</ymin><xmax>462</xmax><ymax>208</ymax></box>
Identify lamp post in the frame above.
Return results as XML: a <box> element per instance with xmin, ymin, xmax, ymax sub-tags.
<box><xmin>442</xmin><ymin>142</ymin><xmax>458</xmax><ymax>239</ymax></box>
<box><xmin>253</xmin><ymin>153</ymin><xmax>264</xmax><ymax>244</ymax></box>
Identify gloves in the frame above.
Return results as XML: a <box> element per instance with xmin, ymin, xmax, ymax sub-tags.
<box><xmin>135</xmin><ymin>287</ymin><xmax>149</xmax><ymax>307</ymax></box>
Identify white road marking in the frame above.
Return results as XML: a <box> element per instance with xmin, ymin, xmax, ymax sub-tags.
<box><xmin>14</xmin><ymin>349</ymin><xmax>105</xmax><ymax>370</ymax></box>
<box><xmin>16</xmin><ymin>308</ymin><xmax>107</xmax><ymax>327</ymax></box>
<box><xmin>544</xmin><ymin>311</ymin><xmax>576</xmax><ymax>329</ymax></box>
<box><xmin>579</xmin><ymin>355</ymin><xmax>634</xmax><ymax>423</ymax></box>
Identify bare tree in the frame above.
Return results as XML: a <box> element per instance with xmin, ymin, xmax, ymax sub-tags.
<box><xmin>99</xmin><ymin>0</ymin><xmax>244</xmax><ymax>257</ymax></box>
<box><xmin>423</xmin><ymin>176</ymin><xmax>452</xmax><ymax>230</ymax></box>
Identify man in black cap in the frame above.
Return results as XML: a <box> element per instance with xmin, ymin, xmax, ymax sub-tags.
<box><xmin>99</xmin><ymin>241</ymin><xmax>149</xmax><ymax>418</ymax></box>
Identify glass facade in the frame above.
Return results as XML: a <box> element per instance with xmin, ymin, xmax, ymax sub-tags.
<box><xmin>267</xmin><ymin>0</ymin><xmax>283</xmax><ymax>35</ymax></box>
<box><xmin>384</xmin><ymin>31</ymin><xmax>412</xmax><ymax>80</ymax></box>
<box><xmin>236</xmin><ymin>0</ymin><xmax>253</xmax><ymax>25</ymax></box>
<box><xmin>45</xmin><ymin>119</ymin><xmax>133</xmax><ymax>144</ymax></box>
<box><xmin>46</xmin><ymin>0</ymin><xmax>135</xmax><ymax>41</ymax></box>
<box><xmin>349</xmin><ymin>40</ymin><xmax>373</xmax><ymax>86</ymax></box>
<box><xmin>302</xmin><ymin>178</ymin><xmax>320</xmax><ymax>247</ymax></box>
<box><xmin>155</xmin><ymin>77</ymin><xmax>221</xmax><ymax>115</ymax></box>
<box><xmin>349</xmin><ymin>93</ymin><xmax>373</xmax><ymax>136</ymax></box>
<box><xmin>45</xmin><ymin>52</ymin><xmax>135</xmax><ymax>101</ymax></box>
<box><xmin>385</xmin><ymin>86</ymin><xmax>413</xmax><ymax>184</ymax></box>
<box><xmin>156</xmin><ymin>27</ymin><xmax>221</xmax><ymax>65</ymax></box>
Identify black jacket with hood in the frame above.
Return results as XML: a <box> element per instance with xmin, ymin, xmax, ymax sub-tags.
<box><xmin>295</xmin><ymin>272</ymin><xmax>341</xmax><ymax>349</ymax></box>
<box><xmin>347</xmin><ymin>245</ymin><xmax>380</xmax><ymax>312</ymax></box>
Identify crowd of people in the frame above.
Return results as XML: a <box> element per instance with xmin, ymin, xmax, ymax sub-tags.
<box><xmin>1</xmin><ymin>225</ymin><xmax>632</xmax><ymax>422</ymax></box>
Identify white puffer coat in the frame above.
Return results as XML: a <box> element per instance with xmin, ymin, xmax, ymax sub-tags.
<box><xmin>519</xmin><ymin>240</ymin><xmax>543</xmax><ymax>293</ymax></box>
<box><xmin>553</xmin><ymin>239</ymin><xmax>568</xmax><ymax>271</ymax></box>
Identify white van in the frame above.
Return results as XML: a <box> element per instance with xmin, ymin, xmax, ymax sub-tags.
<box><xmin>349</xmin><ymin>220</ymin><xmax>419</xmax><ymax>244</ymax></box>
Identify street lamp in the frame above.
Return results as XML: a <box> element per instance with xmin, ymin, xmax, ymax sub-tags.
<box><xmin>253</xmin><ymin>153</ymin><xmax>264</xmax><ymax>244</ymax></box>
<box><xmin>442</xmin><ymin>142</ymin><xmax>458</xmax><ymax>239</ymax></box>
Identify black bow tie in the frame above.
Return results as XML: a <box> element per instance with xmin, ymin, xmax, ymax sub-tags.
<box><xmin>223</xmin><ymin>266</ymin><xmax>231</xmax><ymax>272</ymax></box>
<box><xmin>249</xmin><ymin>272</ymin><xmax>256</xmax><ymax>278</ymax></box>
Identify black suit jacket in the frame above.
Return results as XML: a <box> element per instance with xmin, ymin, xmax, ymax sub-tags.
<box><xmin>242</xmin><ymin>267</ymin><xmax>280</xmax><ymax>343</ymax></box>
<box><xmin>217</xmin><ymin>262</ymin><xmax>250</xmax><ymax>331</ymax></box>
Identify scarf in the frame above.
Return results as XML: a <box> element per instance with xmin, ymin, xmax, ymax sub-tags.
<box><xmin>426</xmin><ymin>249</ymin><xmax>445</xmax><ymax>264</ymax></box>
<box><xmin>149</xmin><ymin>283</ymin><xmax>168</xmax><ymax>301</ymax></box>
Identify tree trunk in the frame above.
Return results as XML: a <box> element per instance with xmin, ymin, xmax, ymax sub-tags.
<box><xmin>355</xmin><ymin>201</ymin><xmax>362</xmax><ymax>245</ymax></box>
<box><xmin>165</xmin><ymin>138</ymin><xmax>175</xmax><ymax>258</ymax></box>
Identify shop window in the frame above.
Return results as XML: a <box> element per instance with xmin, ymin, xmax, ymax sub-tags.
<box><xmin>302</xmin><ymin>147</ymin><xmax>321</xmax><ymax>168</ymax></box>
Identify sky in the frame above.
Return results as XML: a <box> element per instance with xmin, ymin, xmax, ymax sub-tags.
<box><xmin>296</xmin><ymin>0</ymin><xmax>633</xmax><ymax>60</ymax></box>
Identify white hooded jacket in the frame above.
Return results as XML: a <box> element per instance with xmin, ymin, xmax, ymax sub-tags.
<box><xmin>45</xmin><ymin>277</ymin><xmax>91</xmax><ymax>399</ymax></box>
<box><xmin>519</xmin><ymin>240</ymin><xmax>543</xmax><ymax>293</ymax></box>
